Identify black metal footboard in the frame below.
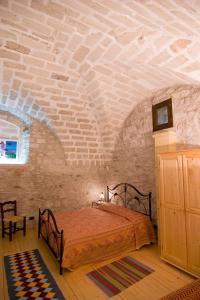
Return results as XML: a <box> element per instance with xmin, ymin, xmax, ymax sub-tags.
<box><xmin>38</xmin><ymin>208</ymin><xmax>64</xmax><ymax>275</ymax></box>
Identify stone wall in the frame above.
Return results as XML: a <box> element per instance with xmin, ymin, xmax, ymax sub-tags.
<box><xmin>1</xmin><ymin>0</ymin><xmax>199</xmax><ymax>164</ymax></box>
<box><xmin>106</xmin><ymin>84</ymin><xmax>200</xmax><ymax>221</ymax></box>
<box><xmin>1</xmin><ymin>84</ymin><xmax>200</xmax><ymax>225</ymax></box>
<box><xmin>1</xmin><ymin>0</ymin><xmax>200</xmax><ymax>228</ymax></box>
<box><xmin>0</xmin><ymin>112</ymin><xmax>107</xmax><ymax>225</ymax></box>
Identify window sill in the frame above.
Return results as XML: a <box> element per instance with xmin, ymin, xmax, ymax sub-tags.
<box><xmin>0</xmin><ymin>158</ymin><xmax>27</xmax><ymax>165</ymax></box>
<box><xmin>0</xmin><ymin>162</ymin><xmax>27</xmax><ymax>167</ymax></box>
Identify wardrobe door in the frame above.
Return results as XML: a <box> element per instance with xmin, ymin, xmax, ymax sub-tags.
<box><xmin>160</xmin><ymin>207</ymin><xmax>187</xmax><ymax>267</ymax></box>
<box><xmin>159</xmin><ymin>153</ymin><xmax>187</xmax><ymax>267</ymax></box>
<box><xmin>186</xmin><ymin>213</ymin><xmax>200</xmax><ymax>275</ymax></box>
<box><xmin>183</xmin><ymin>152</ymin><xmax>200</xmax><ymax>275</ymax></box>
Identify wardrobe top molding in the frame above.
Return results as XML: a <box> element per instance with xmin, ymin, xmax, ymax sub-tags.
<box><xmin>157</xmin><ymin>144</ymin><xmax>200</xmax><ymax>155</ymax></box>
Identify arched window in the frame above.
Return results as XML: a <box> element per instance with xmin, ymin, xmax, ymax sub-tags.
<box><xmin>0</xmin><ymin>119</ymin><xmax>30</xmax><ymax>164</ymax></box>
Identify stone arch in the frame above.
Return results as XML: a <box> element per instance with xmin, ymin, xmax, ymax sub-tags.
<box><xmin>0</xmin><ymin>90</ymin><xmax>51</xmax><ymax>127</ymax></box>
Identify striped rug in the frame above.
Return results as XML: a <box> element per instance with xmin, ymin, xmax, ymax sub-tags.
<box><xmin>87</xmin><ymin>256</ymin><xmax>154</xmax><ymax>297</ymax></box>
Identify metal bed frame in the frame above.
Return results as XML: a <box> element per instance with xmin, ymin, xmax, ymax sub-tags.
<box><xmin>38</xmin><ymin>182</ymin><xmax>152</xmax><ymax>275</ymax></box>
<box><xmin>38</xmin><ymin>208</ymin><xmax>64</xmax><ymax>274</ymax></box>
<box><xmin>106</xmin><ymin>182</ymin><xmax>152</xmax><ymax>220</ymax></box>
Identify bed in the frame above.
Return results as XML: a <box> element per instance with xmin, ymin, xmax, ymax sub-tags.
<box><xmin>38</xmin><ymin>183</ymin><xmax>155</xmax><ymax>274</ymax></box>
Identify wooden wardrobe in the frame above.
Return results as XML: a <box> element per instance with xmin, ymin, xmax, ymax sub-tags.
<box><xmin>158</xmin><ymin>147</ymin><xmax>200</xmax><ymax>277</ymax></box>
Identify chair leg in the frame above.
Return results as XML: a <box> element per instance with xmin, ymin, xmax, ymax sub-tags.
<box><xmin>14</xmin><ymin>222</ymin><xmax>16</xmax><ymax>233</ymax></box>
<box><xmin>23</xmin><ymin>216</ymin><xmax>26</xmax><ymax>236</ymax></box>
<box><xmin>9</xmin><ymin>221</ymin><xmax>12</xmax><ymax>242</ymax></box>
<box><xmin>2</xmin><ymin>221</ymin><xmax>5</xmax><ymax>238</ymax></box>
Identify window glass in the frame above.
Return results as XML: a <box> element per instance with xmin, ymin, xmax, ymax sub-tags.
<box><xmin>0</xmin><ymin>118</ymin><xmax>30</xmax><ymax>164</ymax></box>
<box><xmin>0</xmin><ymin>139</ymin><xmax>18</xmax><ymax>162</ymax></box>
<box><xmin>5</xmin><ymin>141</ymin><xmax>17</xmax><ymax>159</ymax></box>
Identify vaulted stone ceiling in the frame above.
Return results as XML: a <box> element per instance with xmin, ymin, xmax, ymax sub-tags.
<box><xmin>1</xmin><ymin>0</ymin><xmax>200</xmax><ymax>163</ymax></box>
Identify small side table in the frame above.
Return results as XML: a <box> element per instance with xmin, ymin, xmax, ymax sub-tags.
<box><xmin>91</xmin><ymin>201</ymin><xmax>104</xmax><ymax>208</ymax></box>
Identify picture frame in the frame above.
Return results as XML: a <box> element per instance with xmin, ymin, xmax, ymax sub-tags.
<box><xmin>152</xmin><ymin>98</ymin><xmax>173</xmax><ymax>132</ymax></box>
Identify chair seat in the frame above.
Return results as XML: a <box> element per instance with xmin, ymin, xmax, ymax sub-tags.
<box><xmin>3</xmin><ymin>215</ymin><xmax>24</xmax><ymax>223</ymax></box>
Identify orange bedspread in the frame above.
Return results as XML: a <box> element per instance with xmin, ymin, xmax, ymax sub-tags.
<box><xmin>52</xmin><ymin>204</ymin><xmax>155</xmax><ymax>270</ymax></box>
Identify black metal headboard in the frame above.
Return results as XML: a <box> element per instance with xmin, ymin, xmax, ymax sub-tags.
<box><xmin>106</xmin><ymin>183</ymin><xmax>152</xmax><ymax>220</ymax></box>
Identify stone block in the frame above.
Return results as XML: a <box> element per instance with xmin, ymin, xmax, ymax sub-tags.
<box><xmin>170</xmin><ymin>39</ymin><xmax>191</xmax><ymax>53</ymax></box>
<box><xmin>73</xmin><ymin>46</ymin><xmax>90</xmax><ymax>62</ymax></box>
<box><xmin>0</xmin><ymin>49</ymin><xmax>20</xmax><ymax>61</ymax></box>
<box><xmin>31</xmin><ymin>0</ymin><xmax>65</xmax><ymax>19</ymax></box>
<box><xmin>51</xmin><ymin>73</ymin><xmax>69</xmax><ymax>81</ymax></box>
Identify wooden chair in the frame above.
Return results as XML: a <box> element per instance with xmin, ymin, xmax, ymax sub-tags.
<box><xmin>0</xmin><ymin>200</ymin><xmax>26</xmax><ymax>241</ymax></box>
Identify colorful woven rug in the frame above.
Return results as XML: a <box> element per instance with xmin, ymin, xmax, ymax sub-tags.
<box><xmin>4</xmin><ymin>249</ymin><xmax>65</xmax><ymax>300</ymax></box>
<box><xmin>87</xmin><ymin>256</ymin><xmax>154</xmax><ymax>297</ymax></box>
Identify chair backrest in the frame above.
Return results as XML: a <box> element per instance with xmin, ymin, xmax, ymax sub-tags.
<box><xmin>0</xmin><ymin>200</ymin><xmax>17</xmax><ymax>223</ymax></box>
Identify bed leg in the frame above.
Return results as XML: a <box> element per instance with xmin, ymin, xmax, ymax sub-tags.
<box><xmin>149</xmin><ymin>192</ymin><xmax>152</xmax><ymax>221</ymax></box>
<box><xmin>38</xmin><ymin>208</ymin><xmax>41</xmax><ymax>239</ymax></box>
<box><xmin>60</xmin><ymin>265</ymin><xmax>63</xmax><ymax>275</ymax></box>
<box><xmin>59</xmin><ymin>229</ymin><xmax>64</xmax><ymax>275</ymax></box>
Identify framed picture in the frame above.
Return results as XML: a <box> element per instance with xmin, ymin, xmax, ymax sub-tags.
<box><xmin>152</xmin><ymin>98</ymin><xmax>173</xmax><ymax>132</ymax></box>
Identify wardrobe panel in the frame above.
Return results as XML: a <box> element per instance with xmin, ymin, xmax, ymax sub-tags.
<box><xmin>186</xmin><ymin>212</ymin><xmax>200</xmax><ymax>275</ymax></box>
<box><xmin>160</xmin><ymin>206</ymin><xmax>187</xmax><ymax>267</ymax></box>
<box><xmin>183</xmin><ymin>155</ymin><xmax>200</xmax><ymax>214</ymax></box>
<box><xmin>159</xmin><ymin>154</ymin><xmax>184</xmax><ymax>209</ymax></box>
